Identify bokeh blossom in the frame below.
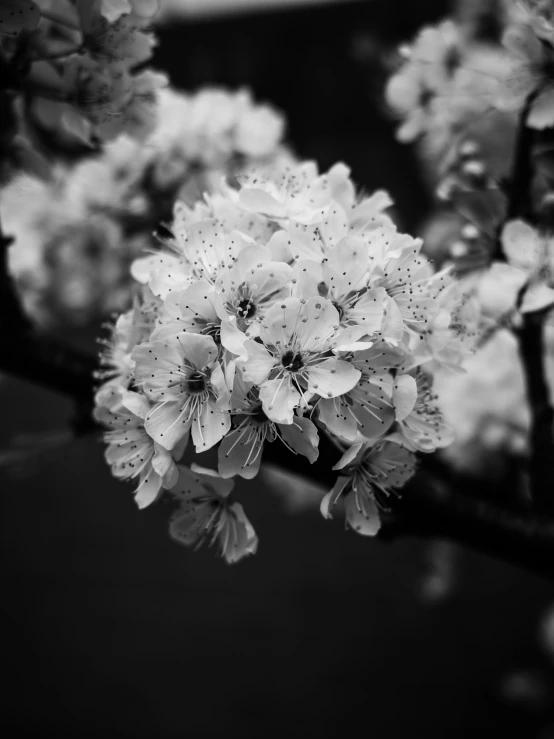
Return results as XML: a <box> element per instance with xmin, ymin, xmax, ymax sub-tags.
<box><xmin>2</xmin><ymin>86</ymin><xmax>288</xmax><ymax>326</ymax></box>
<box><xmin>168</xmin><ymin>464</ymin><xmax>258</xmax><ymax>564</ymax></box>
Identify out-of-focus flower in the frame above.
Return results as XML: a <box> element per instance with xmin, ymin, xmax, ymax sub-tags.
<box><xmin>0</xmin><ymin>0</ymin><xmax>40</xmax><ymax>37</ymax></box>
<box><xmin>1</xmin><ymin>0</ymin><xmax>164</xmax><ymax>148</ymax></box>
<box><xmin>321</xmin><ymin>441</ymin><xmax>417</xmax><ymax>536</ymax></box>
<box><xmin>169</xmin><ymin>464</ymin><xmax>258</xmax><ymax>564</ymax></box>
<box><xmin>385</xmin><ymin>21</ymin><xmax>464</xmax><ymax>143</ymax></box>
<box><xmin>2</xmin><ymin>86</ymin><xmax>289</xmax><ymax>327</ymax></box>
<box><xmin>76</xmin><ymin>0</ymin><xmax>157</xmax><ymax>65</ymax></box>
<box><xmin>435</xmin><ymin>325</ymin><xmax>554</xmax><ymax>471</ymax></box>
<box><xmin>60</xmin><ymin>60</ymin><xmax>167</xmax><ymax>144</ymax></box>
<box><xmin>94</xmin><ymin>385</ymin><xmax>179</xmax><ymax>509</ymax></box>
<box><xmin>498</xmin><ymin>10</ymin><xmax>554</xmax><ymax>129</ymax></box>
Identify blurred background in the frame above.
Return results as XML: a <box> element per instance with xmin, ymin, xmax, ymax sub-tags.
<box><xmin>2</xmin><ymin>0</ymin><xmax>554</xmax><ymax>736</ymax></box>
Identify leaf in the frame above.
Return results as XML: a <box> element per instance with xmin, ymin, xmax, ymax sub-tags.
<box><xmin>0</xmin><ymin>0</ymin><xmax>40</xmax><ymax>37</ymax></box>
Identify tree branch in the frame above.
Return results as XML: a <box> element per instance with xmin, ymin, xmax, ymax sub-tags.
<box><xmin>499</xmin><ymin>92</ymin><xmax>554</xmax><ymax>512</ymax></box>
<box><xmin>517</xmin><ymin>308</ymin><xmax>554</xmax><ymax>513</ymax></box>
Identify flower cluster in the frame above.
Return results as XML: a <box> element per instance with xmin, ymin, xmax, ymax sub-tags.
<box><xmin>0</xmin><ymin>0</ymin><xmax>166</xmax><ymax>156</ymax></box>
<box><xmin>94</xmin><ymin>160</ymin><xmax>467</xmax><ymax>563</ymax></box>
<box><xmin>434</xmin><ymin>215</ymin><xmax>554</xmax><ymax>471</ymax></box>
<box><xmin>2</xmin><ymin>86</ymin><xmax>288</xmax><ymax>326</ymax></box>
<box><xmin>385</xmin><ymin>2</ymin><xmax>554</xmax><ymax>474</ymax></box>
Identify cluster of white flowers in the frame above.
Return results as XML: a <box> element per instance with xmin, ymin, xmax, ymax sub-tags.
<box><xmin>435</xmin><ymin>216</ymin><xmax>554</xmax><ymax>470</ymax></box>
<box><xmin>384</xmin><ymin>2</ymin><xmax>554</xmax><ymax>189</ymax></box>
<box><xmin>2</xmin><ymin>86</ymin><xmax>287</xmax><ymax>325</ymax></box>
<box><xmin>0</xmin><ymin>0</ymin><xmax>166</xmax><ymax>152</ymax></box>
<box><xmin>93</xmin><ymin>159</ymin><xmax>473</xmax><ymax>563</ymax></box>
<box><xmin>385</xmin><ymin>1</ymin><xmax>554</xmax><ymax>471</ymax></box>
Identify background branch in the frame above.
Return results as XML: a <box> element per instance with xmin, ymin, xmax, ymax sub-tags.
<box><xmin>500</xmin><ymin>92</ymin><xmax>554</xmax><ymax>513</ymax></box>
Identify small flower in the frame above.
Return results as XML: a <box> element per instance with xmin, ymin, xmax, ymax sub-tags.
<box><xmin>155</xmin><ymin>280</ymin><xmax>222</xmax><ymax>341</ymax></box>
<box><xmin>237</xmin><ymin>161</ymin><xmax>333</xmax><ymax>224</ymax></box>
<box><xmin>132</xmin><ymin>332</ymin><xmax>231</xmax><ymax>452</ymax></box>
<box><xmin>320</xmin><ymin>441</ymin><xmax>417</xmax><ymax>535</ymax></box>
<box><xmin>94</xmin><ymin>387</ymin><xmax>179</xmax><ymax>508</ymax></box>
<box><xmin>410</xmin><ymin>280</ymin><xmax>481</xmax><ymax>371</ymax></box>
<box><xmin>317</xmin><ymin>343</ymin><xmax>399</xmax><ymax>442</ymax></box>
<box><xmin>96</xmin><ymin>300</ymin><xmax>147</xmax><ymax>387</ymax></box>
<box><xmin>295</xmin><ymin>237</ymin><xmax>387</xmax><ymax>332</ymax></box>
<box><xmin>372</xmin><ymin>234</ymin><xmax>449</xmax><ymax>345</ymax></box>
<box><xmin>169</xmin><ymin>464</ymin><xmax>258</xmax><ymax>564</ymax></box>
<box><xmin>215</xmin><ymin>244</ymin><xmax>293</xmax><ymax>333</ymax></box>
<box><xmin>386</xmin><ymin>21</ymin><xmax>463</xmax><ymax>142</ymax></box>
<box><xmin>500</xmin><ymin>19</ymin><xmax>554</xmax><ymax>129</ymax></box>
<box><xmin>391</xmin><ymin>372</ymin><xmax>453</xmax><ymax>453</ymax></box>
<box><xmin>61</xmin><ymin>58</ymin><xmax>166</xmax><ymax>143</ymax></box>
<box><xmin>76</xmin><ymin>0</ymin><xmax>157</xmax><ymax>66</ymax></box>
<box><xmin>234</xmin><ymin>95</ymin><xmax>285</xmax><ymax>159</ymax></box>
<box><xmin>501</xmin><ymin>218</ymin><xmax>553</xmax><ymax>276</ymax></box>
<box><xmin>174</xmin><ymin>217</ymin><xmax>252</xmax><ymax>283</ymax></box>
<box><xmin>218</xmin><ymin>375</ymin><xmax>319</xmax><ymax>479</ymax></box>
<box><xmin>238</xmin><ymin>297</ymin><xmax>368</xmax><ymax>425</ymax></box>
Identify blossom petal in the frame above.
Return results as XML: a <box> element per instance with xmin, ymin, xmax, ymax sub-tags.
<box><xmin>333</xmin><ymin>442</ymin><xmax>365</xmax><ymax>470</ymax></box>
<box><xmin>174</xmin><ymin>332</ymin><xmax>219</xmax><ymax>371</ymax></box>
<box><xmin>239</xmin><ymin>188</ymin><xmax>286</xmax><ymax>218</ymax></box>
<box><xmin>172</xmin><ymin>463</ymin><xmax>234</xmax><ymax>501</ymax></box>
<box><xmin>347</xmin><ymin>287</ymin><xmax>386</xmax><ymax>332</ymax></box>
<box><xmin>239</xmin><ymin>340</ymin><xmax>276</xmax><ymax>384</ymax></box>
<box><xmin>218</xmin><ymin>426</ymin><xmax>264</xmax><ymax>479</ymax></box>
<box><xmin>134</xmin><ymin>469</ymin><xmax>162</xmax><ymax>510</ymax></box>
<box><xmin>501</xmin><ymin>219</ymin><xmax>541</xmax><ymax>272</ymax></box>
<box><xmin>191</xmin><ymin>400</ymin><xmax>231</xmax><ymax>453</ymax></box>
<box><xmin>121</xmin><ymin>391</ymin><xmax>151</xmax><ymax>419</ymax></box>
<box><xmin>344</xmin><ymin>490</ymin><xmax>381</xmax><ymax>536</ymax></box>
<box><xmin>317</xmin><ymin>396</ymin><xmax>359</xmax><ymax>441</ymax></box>
<box><xmin>380</xmin><ymin>295</ymin><xmax>405</xmax><ymax>345</ymax></box>
<box><xmin>320</xmin><ymin>476</ymin><xmax>349</xmax><ymax>519</ymax></box>
<box><xmin>520</xmin><ymin>283</ymin><xmax>554</xmax><ymax>314</ymax></box>
<box><xmin>259</xmin><ymin>376</ymin><xmax>300</xmax><ymax>424</ymax></box>
<box><xmin>278</xmin><ymin>416</ymin><xmax>319</xmax><ymax>463</ymax></box>
<box><xmin>528</xmin><ymin>87</ymin><xmax>554</xmax><ymax>130</ymax></box>
<box><xmin>393</xmin><ymin>374</ymin><xmax>418</xmax><ymax>422</ymax></box>
<box><xmin>223</xmin><ymin>502</ymin><xmax>259</xmax><ymax>563</ymax></box>
<box><xmin>306</xmin><ymin>358</ymin><xmax>361</xmax><ymax>399</ymax></box>
<box><xmin>145</xmin><ymin>400</ymin><xmax>191</xmax><ymax>450</ymax></box>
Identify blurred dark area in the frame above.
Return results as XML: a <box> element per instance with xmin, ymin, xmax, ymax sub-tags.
<box><xmin>2</xmin><ymin>1</ymin><xmax>554</xmax><ymax>737</ymax></box>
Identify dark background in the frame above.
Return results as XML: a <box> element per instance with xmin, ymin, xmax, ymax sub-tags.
<box><xmin>2</xmin><ymin>1</ymin><xmax>554</xmax><ymax>737</ymax></box>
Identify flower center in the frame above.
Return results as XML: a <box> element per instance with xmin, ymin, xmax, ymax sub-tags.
<box><xmin>237</xmin><ymin>297</ymin><xmax>256</xmax><ymax>320</ymax></box>
<box><xmin>251</xmin><ymin>404</ymin><xmax>269</xmax><ymax>424</ymax></box>
<box><xmin>187</xmin><ymin>370</ymin><xmax>207</xmax><ymax>393</ymax></box>
<box><xmin>281</xmin><ymin>350</ymin><xmax>304</xmax><ymax>372</ymax></box>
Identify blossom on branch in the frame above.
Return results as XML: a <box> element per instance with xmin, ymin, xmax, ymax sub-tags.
<box><xmin>93</xmin><ymin>159</ymin><xmax>465</xmax><ymax>561</ymax></box>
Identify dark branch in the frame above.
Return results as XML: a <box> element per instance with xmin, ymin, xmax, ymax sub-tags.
<box><xmin>499</xmin><ymin>91</ymin><xmax>554</xmax><ymax>511</ymax></box>
<box><xmin>517</xmin><ymin>309</ymin><xmax>554</xmax><ymax>513</ymax></box>
<box><xmin>492</xmin><ymin>92</ymin><xmax>537</xmax><ymax>261</ymax></box>
<box><xmin>506</xmin><ymin>93</ymin><xmax>537</xmax><ymax>222</ymax></box>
